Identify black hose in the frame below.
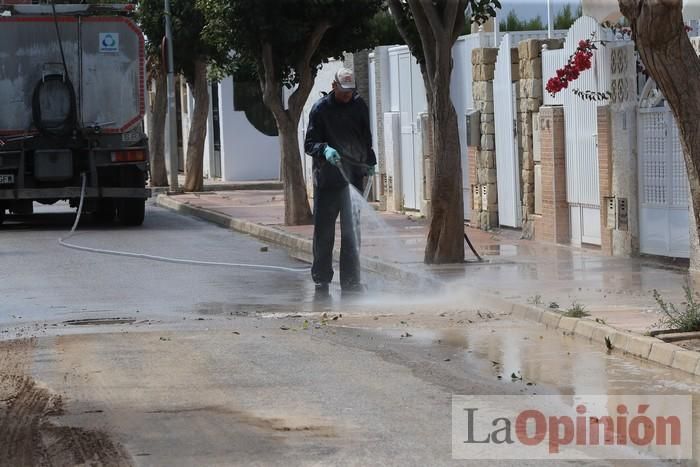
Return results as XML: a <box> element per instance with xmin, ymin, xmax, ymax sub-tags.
<box><xmin>463</xmin><ymin>228</ymin><xmax>484</xmax><ymax>262</ymax></box>
<box><xmin>31</xmin><ymin>0</ymin><xmax>78</xmax><ymax>137</ymax></box>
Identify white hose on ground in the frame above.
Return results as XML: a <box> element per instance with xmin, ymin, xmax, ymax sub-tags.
<box><xmin>58</xmin><ymin>173</ymin><xmax>311</xmax><ymax>273</ymax></box>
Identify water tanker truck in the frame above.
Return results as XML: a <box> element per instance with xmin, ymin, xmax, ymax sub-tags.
<box><xmin>0</xmin><ymin>3</ymin><xmax>149</xmax><ymax>225</ymax></box>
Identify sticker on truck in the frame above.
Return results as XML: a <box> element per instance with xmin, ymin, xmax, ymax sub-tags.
<box><xmin>99</xmin><ymin>33</ymin><xmax>119</xmax><ymax>53</ymax></box>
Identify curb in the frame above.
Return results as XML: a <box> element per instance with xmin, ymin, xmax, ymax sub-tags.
<box><xmin>157</xmin><ymin>195</ymin><xmax>700</xmax><ymax>378</ymax></box>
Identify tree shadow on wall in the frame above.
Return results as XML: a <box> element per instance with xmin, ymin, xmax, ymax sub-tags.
<box><xmin>233</xmin><ymin>80</ymin><xmax>279</xmax><ymax>137</ymax></box>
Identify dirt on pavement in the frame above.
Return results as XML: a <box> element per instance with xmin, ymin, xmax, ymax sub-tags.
<box><xmin>0</xmin><ymin>339</ymin><xmax>132</xmax><ymax>467</ymax></box>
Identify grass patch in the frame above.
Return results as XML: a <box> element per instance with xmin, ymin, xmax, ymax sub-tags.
<box><xmin>653</xmin><ymin>286</ymin><xmax>700</xmax><ymax>333</ymax></box>
<box><xmin>563</xmin><ymin>302</ymin><xmax>590</xmax><ymax>318</ymax></box>
<box><xmin>527</xmin><ymin>294</ymin><xmax>542</xmax><ymax>305</ymax></box>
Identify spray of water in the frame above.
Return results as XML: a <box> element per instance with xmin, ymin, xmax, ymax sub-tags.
<box><xmin>345</xmin><ymin>185</ymin><xmax>441</xmax><ymax>291</ymax></box>
<box><xmin>340</xmin><ymin>183</ymin><xmax>485</xmax><ymax>311</ymax></box>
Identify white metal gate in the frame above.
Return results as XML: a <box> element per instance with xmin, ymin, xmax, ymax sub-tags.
<box><xmin>393</xmin><ymin>50</ymin><xmax>427</xmax><ymax>211</ymax></box>
<box><xmin>452</xmin><ymin>33</ymin><xmax>492</xmax><ymax>219</ymax></box>
<box><xmin>493</xmin><ymin>33</ymin><xmax>521</xmax><ymax>227</ymax></box>
<box><xmin>397</xmin><ymin>52</ymin><xmax>418</xmax><ymax>209</ymax></box>
<box><xmin>638</xmin><ymin>106</ymin><xmax>690</xmax><ymax>258</ymax></box>
<box><xmin>562</xmin><ymin>17</ymin><xmax>612</xmax><ymax>246</ymax></box>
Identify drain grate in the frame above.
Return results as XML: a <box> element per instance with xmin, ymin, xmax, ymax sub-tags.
<box><xmin>62</xmin><ymin>318</ymin><xmax>136</xmax><ymax>326</ymax></box>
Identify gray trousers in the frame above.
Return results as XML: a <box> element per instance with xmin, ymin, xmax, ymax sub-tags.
<box><xmin>311</xmin><ymin>181</ymin><xmax>362</xmax><ymax>286</ymax></box>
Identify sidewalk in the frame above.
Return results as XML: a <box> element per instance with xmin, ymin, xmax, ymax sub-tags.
<box><xmin>156</xmin><ymin>189</ymin><xmax>700</xmax><ymax>375</ymax></box>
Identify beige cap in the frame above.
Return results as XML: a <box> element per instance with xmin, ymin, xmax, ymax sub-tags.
<box><xmin>334</xmin><ymin>68</ymin><xmax>356</xmax><ymax>90</ymax></box>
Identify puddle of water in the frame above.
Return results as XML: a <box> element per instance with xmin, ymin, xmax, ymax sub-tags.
<box><xmin>349</xmin><ymin>318</ymin><xmax>700</xmax><ymax>462</ymax></box>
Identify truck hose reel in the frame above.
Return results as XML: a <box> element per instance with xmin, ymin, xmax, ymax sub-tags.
<box><xmin>32</xmin><ymin>72</ymin><xmax>77</xmax><ymax>137</ymax></box>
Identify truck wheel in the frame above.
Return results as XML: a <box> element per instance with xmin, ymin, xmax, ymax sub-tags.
<box><xmin>118</xmin><ymin>199</ymin><xmax>145</xmax><ymax>226</ymax></box>
<box><xmin>95</xmin><ymin>199</ymin><xmax>116</xmax><ymax>224</ymax></box>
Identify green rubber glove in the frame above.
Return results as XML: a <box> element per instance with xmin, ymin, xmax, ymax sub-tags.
<box><xmin>323</xmin><ymin>146</ymin><xmax>341</xmax><ymax>166</ymax></box>
<box><xmin>367</xmin><ymin>165</ymin><xmax>376</xmax><ymax>176</ymax></box>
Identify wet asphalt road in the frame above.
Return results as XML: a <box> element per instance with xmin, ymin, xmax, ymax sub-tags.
<box><xmin>1</xmin><ymin>202</ymin><xmax>699</xmax><ymax>466</ymax></box>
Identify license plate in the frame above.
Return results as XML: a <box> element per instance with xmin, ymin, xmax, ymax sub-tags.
<box><xmin>0</xmin><ymin>174</ymin><xmax>14</xmax><ymax>184</ymax></box>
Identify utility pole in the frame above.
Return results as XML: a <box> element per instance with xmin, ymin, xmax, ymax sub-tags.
<box><xmin>493</xmin><ymin>9</ymin><xmax>499</xmax><ymax>47</ymax></box>
<box><xmin>164</xmin><ymin>0</ymin><xmax>179</xmax><ymax>192</ymax></box>
<box><xmin>547</xmin><ymin>0</ymin><xmax>553</xmax><ymax>39</ymax></box>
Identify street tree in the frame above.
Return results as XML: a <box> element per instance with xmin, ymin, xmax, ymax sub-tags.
<box><xmin>618</xmin><ymin>0</ymin><xmax>700</xmax><ymax>269</ymax></box>
<box><xmin>144</xmin><ymin>54</ymin><xmax>169</xmax><ymax>187</ymax></box>
<box><xmin>386</xmin><ymin>0</ymin><xmax>500</xmax><ymax>264</ymax></box>
<box><xmin>500</xmin><ymin>10</ymin><xmax>545</xmax><ymax>31</ymax></box>
<box><xmin>138</xmin><ymin>0</ymin><xmax>227</xmax><ymax>192</ymax></box>
<box><xmin>553</xmin><ymin>3</ymin><xmax>583</xmax><ymax>30</ymax></box>
<box><xmin>199</xmin><ymin>0</ymin><xmax>383</xmax><ymax>225</ymax></box>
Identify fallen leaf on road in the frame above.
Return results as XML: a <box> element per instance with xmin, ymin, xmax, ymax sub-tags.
<box><xmin>280</xmin><ymin>326</ymin><xmax>291</xmax><ymax>331</ymax></box>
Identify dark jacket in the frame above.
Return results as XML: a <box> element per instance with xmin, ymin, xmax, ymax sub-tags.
<box><xmin>304</xmin><ymin>91</ymin><xmax>377</xmax><ymax>190</ymax></box>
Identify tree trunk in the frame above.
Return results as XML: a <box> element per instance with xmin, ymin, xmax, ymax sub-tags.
<box><xmin>278</xmin><ymin>114</ymin><xmax>313</xmax><ymax>225</ymax></box>
<box><xmin>258</xmin><ymin>39</ymin><xmax>320</xmax><ymax>226</ymax></box>
<box><xmin>424</xmin><ymin>84</ymin><xmax>465</xmax><ymax>264</ymax></box>
<box><xmin>184</xmin><ymin>58</ymin><xmax>209</xmax><ymax>192</ymax></box>
<box><xmin>148</xmin><ymin>72</ymin><xmax>168</xmax><ymax>187</ymax></box>
<box><xmin>619</xmin><ymin>0</ymin><xmax>700</xmax><ymax>270</ymax></box>
<box><xmin>387</xmin><ymin>0</ymin><xmax>468</xmax><ymax>264</ymax></box>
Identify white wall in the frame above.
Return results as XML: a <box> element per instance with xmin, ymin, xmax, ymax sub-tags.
<box><xmin>203</xmin><ymin>83</ymin><xmax>215</xmax><ymax>179</ymax></box>
<box><xmin>218</xmin><ymin>76</ymin><xmax>281</xmax><ymax>181</ymax></box>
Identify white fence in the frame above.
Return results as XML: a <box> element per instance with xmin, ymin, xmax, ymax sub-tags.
<box><xmin>561</xmin><ymin>16</ymin><xmax>613</xmax><ymax>245</ymax></box>
<box><xmin>493</xmin><ymin>34</ymin><xmax>521</xmax><ymax>227</ymax></box>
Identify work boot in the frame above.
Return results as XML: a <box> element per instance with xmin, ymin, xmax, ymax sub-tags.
<box><xmin>314</xmin><ymin>282</ymin><xmax>330</xmax><ymax>294</ymax></box>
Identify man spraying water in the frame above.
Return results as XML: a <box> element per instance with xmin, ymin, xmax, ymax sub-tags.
<box><xmin>304</xmin><ymin>68</ymin><xmax>377</xmax><ymax>295</ymax></box>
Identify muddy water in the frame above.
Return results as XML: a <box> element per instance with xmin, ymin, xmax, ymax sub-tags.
<box><xmin>0</xmin><ymin>339</ymin><xmax>132</xmax><ymax>467</ymax></box>
<box><xmin>325</xmin><ymin>313</ymin><xmax>700</xmax><ymax>464</ymax></box>
<box><xmin>2</xmin><ymin>310</ymin><xmax>697</xmax><ymax>466</ymax></box>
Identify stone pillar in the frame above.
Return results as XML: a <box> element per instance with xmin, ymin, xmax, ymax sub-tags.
<box><xmin>517</xmin><ymin>39</ymin><xmax>564</xmax><ymax>238</ymax></box>
<box><xmin>468</xmin><ymin>146</ymin><xmax>480</xmax><ymax>228</ymax></box>
<box><xmin>533</xmin><ymin>107</ymin><xmax>569</xmax><ymax>244</ymax></box>
<box><xmin>597</xmin><ymin>105</ymin><xmax>614</xmax><ymax>255</ymax></box>
<box><xmin>607</xmin><ymin>44</ymin><xmax>640</xmax><ymax>258</ymax></box>
<box><xmin>472</xmin><ymin>47</ymin><xmax>499</xmax><ymax>230</ymax></box>
<box><xmin>372</xmin><ymin>47</ymin><xmax>389</xmax><ymax>211</ymax></box>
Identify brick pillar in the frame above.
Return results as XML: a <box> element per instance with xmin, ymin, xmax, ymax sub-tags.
<box><xmin>534</xmin><ymin>106</ymin><xmax>569</xmax><ymax>243</ymax></box>
<box><xmin>517</xmin><ymin>39</ymin><xmax>564</xmax><ymax>238</ymax></box>
<box><xmin>597</xmin><ymin>105</ymin><xmax>613</xmax><ymax>255</ymax></box>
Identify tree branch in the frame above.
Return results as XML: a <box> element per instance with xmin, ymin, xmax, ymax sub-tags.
<box><xmin>451</xmin><ymin>0</ymin><xmax>469</xmax><ymax>43</ymax></box>
<box><xmin>259</xmin><ymin>43</ymin><xmax>284</xmax><ymax>121</ymax></box>
<box><xmin>406</xmin><ymin>0</ymin><xmax>438</xmax><ymax>88</ymax></box>
<box><xmin>417</xmin><ymin>0</ymin><xmax>444</xmax><ymax>38</ymax></box>
<box><xmin>289</xmin><ymin>20</ymin><xmax>331</xmax><ymax>116</ymax></box>
<box><xmin>443</xmin><ymin>0</ymin><xmax>460</xmax><ymax>34</ymax></box>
